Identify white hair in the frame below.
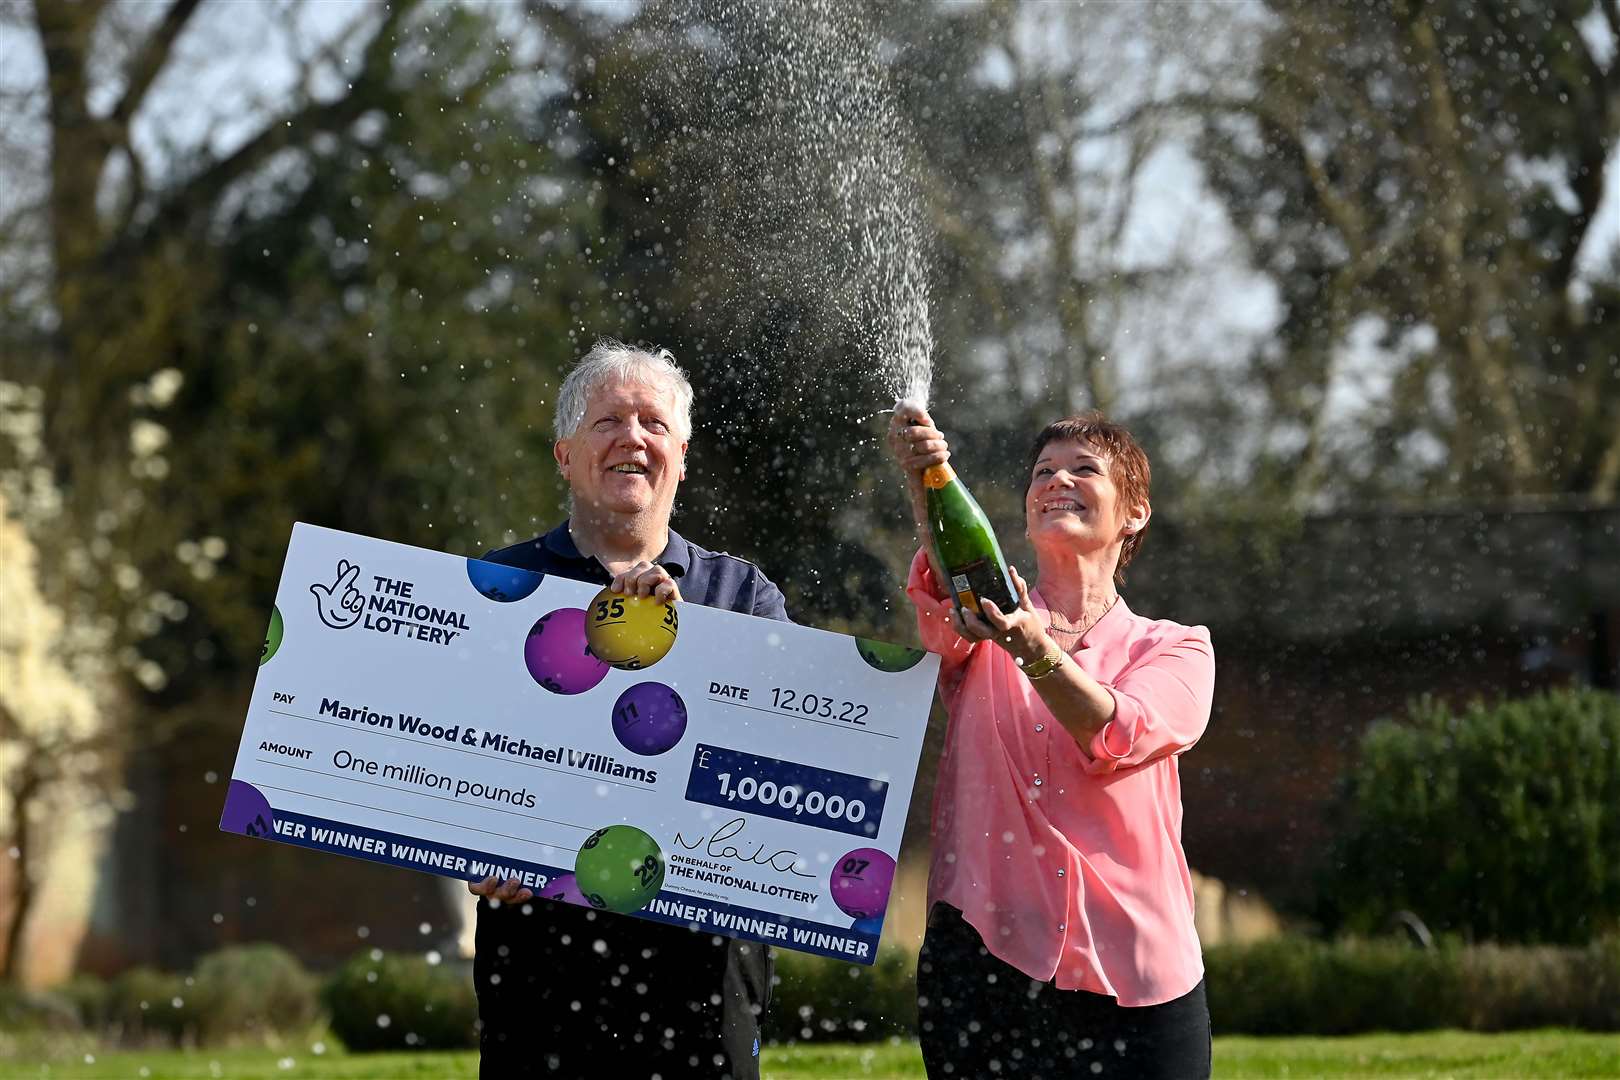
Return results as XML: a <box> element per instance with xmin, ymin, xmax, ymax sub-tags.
<box><xmin>553</xmin><ymin>338</ymin><xmax>694</xmax><ymax>442</ymax></box>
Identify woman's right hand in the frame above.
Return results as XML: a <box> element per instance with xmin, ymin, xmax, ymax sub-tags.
<box><xmin>889</xmin><ymin>403</ymin><xmax>954</xmax><ymax>595</ymax></box>
<box><xmin>888</xmin><ymin>403</ymin><xmax>951</xmax><ymax>486</ymax></box>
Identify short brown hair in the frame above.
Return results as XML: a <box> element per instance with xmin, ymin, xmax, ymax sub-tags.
<box><xmin>1025</xmin><ymin>413</ymin><xmax>1152</xmax><ymax>584</ymax></box>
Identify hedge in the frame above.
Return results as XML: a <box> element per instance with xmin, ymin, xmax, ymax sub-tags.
<box><xmin>3</xmin><ymin>935</ymin><xmax>1615</xmax><ymax>1048</ymax></box>
<box><xmin>1321</xmin><ymin>688</ymin><xmax>1620</xmax><ymax>945</ymax></box>
<box><xmin>1206</xmin><ymin>935</ymin><xmax>1620</xmax><ymax>1034</ymax></box>
<box><xmin>323</xmin><ymin>949</ymin><xmax>477</xmax><ymax>1051</ymax></box>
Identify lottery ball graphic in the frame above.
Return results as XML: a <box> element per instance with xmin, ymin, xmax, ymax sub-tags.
<box><xmin>584</xmin><ymin>587</ymin><xmax>678</xmax><ymax>670</ymax></box>
<box><xmin>611</xmin><ymin>682</ymin><xmax>688</xmax><ymax>756</ymax></box>
<box><xmin>537</xmin><ymin>872</ymin><xmax>595</xmax><ymax>909</ymax></box>
<box><xmin>260</xmin><ymin>607</ymin><xmax>284</xmax><ymax>666</ymax></box>
<box><xmin>830</xmin><ymin>848</ymin><xmax>896</xmax><ymax>920</ymax></box>
<box><xmin>524</xmin><ymin>608</ymin><xmax>610</xmax><ymax>695</ymax></box>
<box><xmin>855</xmin><ymin>637</ymin><xmax>925</xmax><ymax>673</ymax></box>
<box><xmin>220</xmin><ymin>781</ymin><xmax>275</xmax><ymax>839</ymax></box>
<box><xmin>574</xmin><ymin>824</ymin><xmax>665</xmax><ymax>913</ymax></box>
<box><xmin>466</xmin><ymin>558</ymin><xmax>543</xmax><ymax>603</ymax></box>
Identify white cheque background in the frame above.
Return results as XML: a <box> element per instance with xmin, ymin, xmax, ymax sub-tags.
<box><xmin>228</xmin><ymin>523</ymin><xmax>938</xmax><ymax>953</ymax></box>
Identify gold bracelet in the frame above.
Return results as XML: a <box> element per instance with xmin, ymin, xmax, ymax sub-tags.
<box><xmin>1022</xmin><ymin>646</ymin><xmax>1065</xmax><ymax>680</ymax></box>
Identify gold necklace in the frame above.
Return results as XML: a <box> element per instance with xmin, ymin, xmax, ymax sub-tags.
<box><xmin>1045</xmin><ymin>595</ymin><xmax>1117</xmax><ymax>650</ymax></box>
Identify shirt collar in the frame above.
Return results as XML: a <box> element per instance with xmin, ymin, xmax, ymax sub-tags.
<box><xmin>545</xmin><ymin>520</ymin><xmax>691</xmax><ymax>577</ymax></box>
<box><xmin>1029</xmin><ymin>587</ymin><xmax>1133</xmax><ymax>650</ymax></box>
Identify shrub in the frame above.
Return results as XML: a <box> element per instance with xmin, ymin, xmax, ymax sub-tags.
<box><xmin>1206</xmin><ymin>934</ymin><xmax>1620</xmax><ymax>1035</ymax></box>
<box><xmin>765</xmin><ymin>948</ymin><xmax>916</xmax><ymax>1044</ymax></box>
<box><xmin>188</xmin><ymin>944</ymin><xmax>321</xmax><ymax>1042</ymax></box>
<box><xmin>765</xmin><ymin>934</ymin><xmax>1619</xmax><ymax>1043</ymax></box>
<box><xmin>1207</xmin><ymin>937</ymin><xmax>1459</xmax><ymax>1034</ymax></box>
<box><xmin>0</xmin><ymin>985</ymin><xmax>80</xmax><ymax>1032</ymax></box>
<box><xmin>104</xmin><ymin>966</ymin><xmax>195</xmax><ymax>1044</ymax></box>
<box><xmin>1454</xmin><ymin>936</ymin><xmax>1620</xmax><ymax>1031</ymax></box>
<box><xmin>56</xmin><ymin>974</ymin><xmax>112</xmax><ymax>1029</ymax></box>
<box><xmin>324</xmin><ymin>950</ymin><xmax>476</xmax><ymax>1051</ymax></box>
<box><xmin>1321</xmin><ymin>689</ymin><xmax>1620</xmax><ymax>945</ymax></box>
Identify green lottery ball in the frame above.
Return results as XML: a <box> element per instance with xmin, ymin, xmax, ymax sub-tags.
<box><xmin>261</xmin><ymin>607</ymin><xmax>284</xmax><ymax>666</ymax></box>
<box><xmin>855</xmin><ymin>637</ymin><xmax>925</xmax><ymax>672</ymax></box>
<box><xmin>573</xmin><ymin>824</ymin><xmax>665</xmax><ymax>913</ymax></box>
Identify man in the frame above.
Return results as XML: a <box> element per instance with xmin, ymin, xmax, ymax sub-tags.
<box><xmin>470</xmin><ymin>339</ymin><xmax>788</xmax><ymax>1078</ymax></box>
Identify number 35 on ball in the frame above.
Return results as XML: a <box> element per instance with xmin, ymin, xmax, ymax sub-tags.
<box><xmin>585</xmin><ymin>587</ymin><xmax>679</xmax><ymax>670</ymax></box>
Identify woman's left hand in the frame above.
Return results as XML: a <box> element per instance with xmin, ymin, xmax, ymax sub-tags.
<box><xmin>953</xmin><ymin>566</ymin><xmax>1053</xmax><ymax>667</ymax></box>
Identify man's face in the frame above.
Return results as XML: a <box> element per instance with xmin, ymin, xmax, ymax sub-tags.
<box><xmin>554</xmin><ymin>376</ymin><xmax>688</xmax><ymax>522</ymax></box>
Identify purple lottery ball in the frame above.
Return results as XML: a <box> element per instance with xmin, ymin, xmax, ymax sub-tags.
<box><xmin>538</xmin><ymin>872</ymin><xmax>592</xmax><ymax>908</ymax></box>
<box><xmin>525</xmin><ymin>608</ymin><xmax>609</xmax><ymax>695</ymax></box>
<box><xmin>611</xmin><ymin>682</ymin><xmax>688</xmax><ymax>756</ymax></box>
<box><xmin>220</xmin><ymin>780</ymin><xmax>275</xmax><ymax>839</ymax></box>
<box><xmin>831</xmin><ymin>847</ymin><xmax>896</xmax><ymax>920</ymax></box>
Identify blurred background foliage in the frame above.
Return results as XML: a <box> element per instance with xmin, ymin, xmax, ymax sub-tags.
<box><xmin>1323</xmin><ymin>689</ymin><xmax>1620</xmax><ymax>945</ymax></box>
<box><xmin>0</xmin><ymin>0</ymin><xmax>1616</xmax><ymax>1006</ymax></box>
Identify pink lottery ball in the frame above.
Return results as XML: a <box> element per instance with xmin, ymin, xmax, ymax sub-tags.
<box><xmin>524</xmin><ymin>608</ymin><xmax>609</xmax><ymax>695</ymax></box>
<box><xmin>830</xmin><ymin>848</ymin><xmax>896</xmax><ymax>920</ymax></box>
<box><xmin>538</xmin><ymin>872</ymin><xmax>591</xmax><ymax>908</ymax></box>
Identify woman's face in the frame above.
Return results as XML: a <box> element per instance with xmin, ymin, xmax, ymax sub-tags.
<box><xmin>1024</xmin><ymin>437</ymin><xmax>1137</xmax><ymax>555</ymax></box>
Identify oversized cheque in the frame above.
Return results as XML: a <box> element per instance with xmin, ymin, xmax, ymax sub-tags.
<box><xmin>224</xmin><ymin>524</ymin><xmax>938</xmax><ymax>963</ymax></box>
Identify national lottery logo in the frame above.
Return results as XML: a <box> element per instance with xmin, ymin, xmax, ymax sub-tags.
<box><xmin>310</xmin><ymin>560</ymin><xmax>365</xmax><ymax>629</ymax></box>
<box><xmin>307</xmin><ymin>558</ymin><xmax>471</xmax><ymax>646</ymax></box>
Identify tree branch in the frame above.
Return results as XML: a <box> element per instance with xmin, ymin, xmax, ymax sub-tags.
<box><xmin>116</xmin><ymin>0</ymin><xmax>415</xmax><ymax>261</ymax></box>
<box><xmin>1077</xmin><ymin>91</ymin><xmax>1254</xmax><ymax>140</ymax></box>
<box><xmin>1402</xmin><ymin>1</ymin><xmax>1537</xmax><ymax>486</ymax></box>
<box><xmin>1549</xmin><ymin>19</ymin><xmax>1619</xmax><ymax>291</ymax></box>
<box><xmin>523</xmin><ymin>0</ymin><xmax>597</xmax><ymax>58</ymax></box>
<box><xmin>107</xmin><ymin>0</ymin><xmax>202</xmax><ymax>129</ymax></box>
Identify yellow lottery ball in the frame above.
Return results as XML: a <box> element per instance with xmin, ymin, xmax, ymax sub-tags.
<box><xmin>585</xmin><ymin>587</ymin><xmax>679</xmax><ymax>670</ymax></box>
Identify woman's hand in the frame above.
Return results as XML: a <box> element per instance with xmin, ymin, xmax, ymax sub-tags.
<box><xmin>953</xmin><ymin>566</ymin><xmax>1053</xmax><ymax>668</ymax></box>
<box><xmin>887</xmin><ymin>403</ymin><xmax>951</xmax><ymax>484</ymax></box>
<box><xmin>888</xmin><ymin>402</ymin><xmax>951</xmax><ymax>547</ymax></box>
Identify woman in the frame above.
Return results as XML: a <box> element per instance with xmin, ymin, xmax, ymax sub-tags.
<box><xmin>889</xmin><ymin>404</ymin><xmax>1214</xmax><ymax>1079</ymax></box>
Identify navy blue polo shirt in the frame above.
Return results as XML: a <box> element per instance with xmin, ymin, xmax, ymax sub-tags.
<box><xmin>475</xmin><ymin>520</ymin><xmax>788</xmax><ymax>1074</ymax></box>
<box><xmin>482</xmin><ymin>521</ymin><xmax>789</xmax><ymax>623</ymax></box>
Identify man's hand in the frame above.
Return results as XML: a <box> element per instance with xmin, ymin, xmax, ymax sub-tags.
<box><xmin>468</xmin><ymin>874</ymin><xmax>533</xmax><ymax>904</ymax></box>
<box><xmin>310</xmin><ymin>560</ymin><xmax>365</xmax><ymax>629</ymax></box>
<box><xmin>952</xmin><ymin>566</ymin><xmax>1052</xmax><ymax>667</ymax></box>
<box><xmin>610</xmin><ymin>560</ymin><xmax>682</xmax><ymax>604</ymax></box>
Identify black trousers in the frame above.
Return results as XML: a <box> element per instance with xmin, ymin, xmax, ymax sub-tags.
<box><xmin>475</xmin><ymin>896</ymin><xmax>770</xmax><ymax>1079</ymax></box>
<box><xmin>917</xmin><ymin>905</ymin><xmax>1211</xmax><ymax>1079</ymax></box>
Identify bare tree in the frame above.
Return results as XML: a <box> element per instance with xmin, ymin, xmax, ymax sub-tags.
<box><xmin>1194</xmin><ymin>0</ymin><xmax>1620</xmax><ymax>504</ymax></box>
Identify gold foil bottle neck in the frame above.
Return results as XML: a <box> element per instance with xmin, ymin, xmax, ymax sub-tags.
<box><xmin>922</xmin><ymin>462</ymin><xmax>956</xmax><ymax>490</ymax></box>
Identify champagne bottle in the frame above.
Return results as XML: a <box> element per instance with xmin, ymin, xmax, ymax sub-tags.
<box><xmin>921</xmin><ymin>457</ymin><xmax>1019</xmax><ymax>618</ymax></box>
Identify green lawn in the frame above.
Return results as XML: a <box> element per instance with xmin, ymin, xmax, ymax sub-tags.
<box><xmin>3</xmin><ymin>1032</ymin><xmax>1616</xmax><ymax>1079</ymax></box>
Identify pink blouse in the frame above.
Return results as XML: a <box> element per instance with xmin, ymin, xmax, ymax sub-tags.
<box><xmin>907</xmin><ymin>550</ymin><xmax>1214</xmax><ymax>1007</ymax></box>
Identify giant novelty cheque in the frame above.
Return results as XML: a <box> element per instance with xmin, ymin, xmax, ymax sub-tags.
<box><xmin>224</xmin><ymin>524</ymin><xmax>938</xmax><ymax>963</ymax></box>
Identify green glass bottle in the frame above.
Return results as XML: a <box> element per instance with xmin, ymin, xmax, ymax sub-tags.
<box><xmin>922</xmin><ymin>459</ymin><xmax>1019</xmax><ymax>617</ymax></box>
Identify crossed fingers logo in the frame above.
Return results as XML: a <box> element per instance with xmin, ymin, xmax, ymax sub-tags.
<box><xmin>310</xmin><ymin>560</ymin><xmax>365</xmax><ymax>630</ymax></box>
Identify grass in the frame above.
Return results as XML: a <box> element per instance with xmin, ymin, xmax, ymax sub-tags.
<box><xmin>1214</xmin><ymin>1030</ymin><xmax>1620</xmax><ymax>1078</ymax></box>
<box><xmin>2</xmin><ymin>1032</ymin><xmax>1617</xmax><ymax>1079</ymax></box>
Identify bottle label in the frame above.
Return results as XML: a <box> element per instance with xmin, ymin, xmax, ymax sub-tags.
<box><xmin>948</xmin><ymin>558</ymin><xmax>1016</xmax><ymax>616</ymax></box>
